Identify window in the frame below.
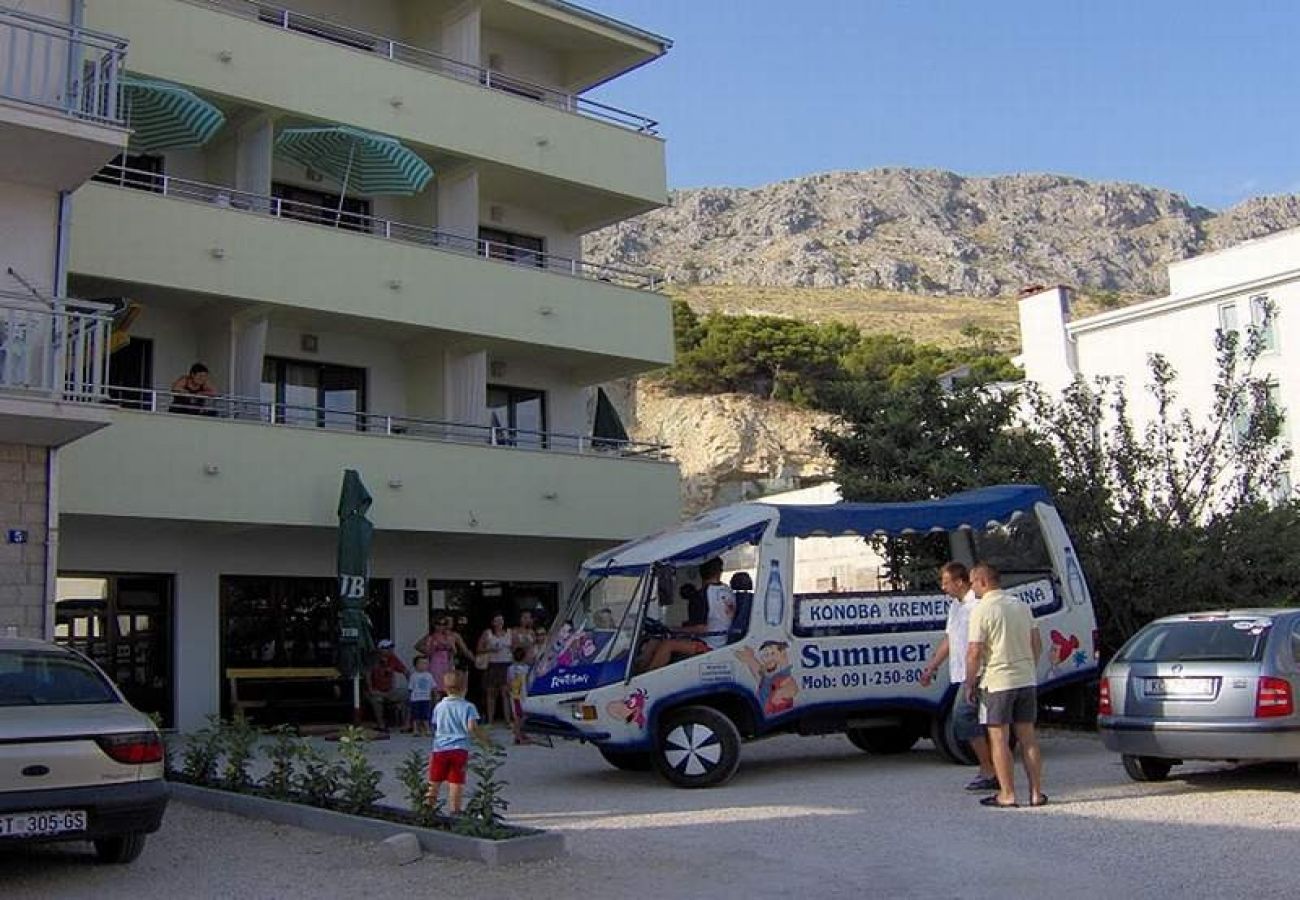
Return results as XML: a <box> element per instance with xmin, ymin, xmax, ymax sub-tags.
<box><xmin>261</xmin><ymin>358</ymin><xmax>366</xmax><ymax>431</ymax></box>
<box><xmin>1117</xmin><ymin>618</ymin><xmax>1272</xmax><ymax>663</ymax></box>
<box><xmin>94</xmin><ymin>153</ymin><xmax>164</xmax><ymax>192</ymax></box>
<box><xmin>1217</xmin><ymin>302</ymin><xmax>1238</xmax><ymax>334</ymax></box>
<box><xmin>479</xmin><ymin>227</ymin><xmax>545</xmax><ymax>268</ymax></box>
<box><xmin>271</xmin><ymin>182</ymin><xmax>371</xmax><ymax>233</ymax></box>
<box><xmin>487</xmin><ymin>384</ymin><xmax>546</xmax><ymax>447</ymax></box>
<box><xmin>1250</xmin><ymin>294</ymin><xmax>1278</xmax><ymax>352</ymax></box>
<box><xmin>0</xmin><ymin>649</ymin><xmax>117</xmax><ymax>707</ymax></box>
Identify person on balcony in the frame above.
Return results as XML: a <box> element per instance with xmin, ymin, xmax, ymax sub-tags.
<box><xmin>169</xmin><ymin>362</ymin><xmax>218</xmax><ymax>416</ymax></box>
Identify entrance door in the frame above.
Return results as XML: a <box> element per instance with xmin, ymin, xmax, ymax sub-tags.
<box><xmin>108</xmin><ymin>337</ymin><xmax>153</xmax><ymax>409</ymax></box>
<box><xmin>54</xmin><ymin>574</ymin><xmax>174</xmax><ymax>726</ymax></box>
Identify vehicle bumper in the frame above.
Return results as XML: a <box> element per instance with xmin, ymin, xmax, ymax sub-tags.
<box><xmin>520</xmin><ymin>714</ymin><xmax>610</xmax><ymax>744</ymax></box>
<box><xmin>0</xmin><ymin>779</ymin><xmax>168</xmax><ymax>843</ymax></box>
<box><xmin>1099</xmin><ymin>716</ymin><xmax>1300</xmax><ymax>760</ymax></box>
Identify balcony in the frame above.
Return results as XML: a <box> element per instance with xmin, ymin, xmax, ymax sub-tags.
<box><xmin>71</xmin><ymin>168</ymin><xmax>674</xmax><ymax>376</ymax></box>
<box><xmin>84</xmin><ymin>0</ymin><xmax>667</xmax><ymax>212</ymax></box>
<box><xmin>0</xmin><ymin>8</ymin><xmax>129</xmax><ymax>190</ymax></box>
<box><xmin>0</xmin><ymin>291</ymin><xmax>114</xmax><ymax>446</ymax></box>
<box><xmin>58</xmin><ymin>386</ymin><xmax>680</xmax><ymax>539</ymax></box>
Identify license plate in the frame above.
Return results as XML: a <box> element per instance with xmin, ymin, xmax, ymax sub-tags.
<box><xmin>0</xmin><ymin>809</ymin><xmax>87</xmax><ymax>838</ymax></box>
<box><xmin>1145</xmin><ymin>677</ymin><xmax>1215</xmax><ymax>697</ymax></box>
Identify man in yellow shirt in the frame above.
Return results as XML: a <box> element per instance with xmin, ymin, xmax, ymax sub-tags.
<box><xmin>964</xmin><ymin>562</ymin><xmax>1045</xmax><ymax>808</ymax></box>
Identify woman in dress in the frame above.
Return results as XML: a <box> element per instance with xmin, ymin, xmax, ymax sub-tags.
<box><xmin>511</xmin><ymin>610</ymin><xmax>538</xmax><ymax>665</ymax></box>
<box><xmin>477</xmin><ymin>613</ymin><xmax>513</xmax><ymax>725</ymax></box>
<box><xmin>414</xmin><ymin>616</ymin><xmax>471</xmax><ymax>700</ymax></box>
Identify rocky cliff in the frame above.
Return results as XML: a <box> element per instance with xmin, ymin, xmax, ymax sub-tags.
<box><xmin>587</xmin><ymin>169</ymin><xmax>1300</xmax><ymax>297</ymax></box>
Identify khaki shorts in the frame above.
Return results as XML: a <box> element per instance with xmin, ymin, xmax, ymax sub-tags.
<box><xmin>979</xmin><ymin>685</ymin><xmax>1037</xmax><ymax>725</ymax></box>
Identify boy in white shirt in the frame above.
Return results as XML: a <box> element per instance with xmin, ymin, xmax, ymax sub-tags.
<box><xmin>407</xmin><ymin>656</ymin><xmax>436</xmax><ymax>736</ymax></box>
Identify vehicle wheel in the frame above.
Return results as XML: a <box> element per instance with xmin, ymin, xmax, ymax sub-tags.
<box><xmin>846</xmin><ymin>726</ymin><xmax>919</xmax><ymax>755</ymax></box>
<box><xmin>598</xmin><ymin>747</ymin><xmax>654</xmax><ymax>772</ymax></box>
<box><xmin>94</xmin><ymin>832</ymin><xmax>147</xmax><ymax>864</ymax></box>
<box><xmin>930</xmin><ymin>706</ymin><xmax>977</xmax><ymax>766</ymax></box>
<box><xmin>653</xmin><ymin>706</ymin><xmax>741</xmax><ymax>788</ymax></box>
<box><xmin>1122</xmin><ymin>754</ymin><xmax>1174</xmax><ymax>782</ymax></box>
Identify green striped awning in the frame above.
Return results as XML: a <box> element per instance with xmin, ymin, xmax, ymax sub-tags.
<box><xmin>121</xmin><ymin>76</ymin><xmax>225</xmax><ymax>151</ymax></box>
<box><xmin>273</xmin><ymin>125</ymin><xmax>433</xmax><ymax>196</ymax></box>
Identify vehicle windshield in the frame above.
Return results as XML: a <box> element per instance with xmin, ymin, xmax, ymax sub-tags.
<box><xmin>0</xmin><ymin>648</ymin><xmax>118</xmax><ymax>706</ymax></box>
<box><xmin>1117</xmin><ymin>618</ymin><xmax>1274</xmax><ymax>663</ymax></box>
<box><xmin>534</xmin><ymin>572</ymin><xmax>645</xmax><ymax>676</ymax></box>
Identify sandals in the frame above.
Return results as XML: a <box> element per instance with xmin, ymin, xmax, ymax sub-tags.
<box><xmin>979</xmin><ymin>795</ymin><xmax>1018</xmax><ymax>809</ymax></box>
<box><xmin>1030</xmin><ymin>794</ymin><xmax>1050</xmax><ymax>807</ymax></box>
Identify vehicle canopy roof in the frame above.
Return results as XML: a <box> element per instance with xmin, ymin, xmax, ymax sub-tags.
<box><xmin>582</xmin><ymin>484</ymin><xmax>1051</xmax><ymax>575</ymax></box>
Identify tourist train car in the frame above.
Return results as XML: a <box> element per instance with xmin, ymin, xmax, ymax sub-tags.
<box><xmin>521</xmin><ymin>485</ymin><xmax>1099</xmax><ymax>787</ymax></box>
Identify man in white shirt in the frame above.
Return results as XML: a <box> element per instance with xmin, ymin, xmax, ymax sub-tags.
<box><xmin>646</xmin><ymin>557</ymin><xmax>736</xmax><ymax>669</ymax></box>
<box><xmin>920</xmin><ymin>561</ymin><xmax>996</xmax><ymax>791</ymax></box>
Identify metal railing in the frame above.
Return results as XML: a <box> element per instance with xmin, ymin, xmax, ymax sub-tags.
<box><xmin>0</xmin><ymin>291</ymin><xmax>113</xmax><ymax>402</ymax></box>
<box><xmin>91</xmin><ymin>163</ymin><xmax>661</xmax><ymax>290</ymax></box>
<box><xmin>197</xmin><ymin>0</ymin><xmax>658</xmax><ymax>134</ymax></box>
<box><xmin>103</xmin><ymin>384</ymin><xmax>673</xmax><ymax>461</ymax></box>
<box><xmin>0</xmin><ymin>8</ymin><xmax>127</xmax><ymax>124</ymax></box>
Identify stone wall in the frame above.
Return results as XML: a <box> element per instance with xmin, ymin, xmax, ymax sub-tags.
<box><xmin>0</xmin><ymin>443</ymin><xmax>49</xmax><ymax>638</ymax></box>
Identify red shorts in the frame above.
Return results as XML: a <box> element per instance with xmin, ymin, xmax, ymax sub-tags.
<box><xmin>428</xmin><ymin>749</ymin><xmax>469</xmax><ymax>785</ymax></box>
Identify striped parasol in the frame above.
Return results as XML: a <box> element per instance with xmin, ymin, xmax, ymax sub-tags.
<box><xmin>273</xmin><ymin>125</ymin><xmax>434</xmax><ymax>200</ymax></box>
<box><xmin>121</xmin><ymin>76</ymin><xmax>225</xmax><ymax>151</ymax></box>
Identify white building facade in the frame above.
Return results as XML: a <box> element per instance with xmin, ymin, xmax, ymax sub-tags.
<box><xmin>1019</xmin><ymin>226</ymin><xmax>1300</xmax><ymax>492</ymax></box>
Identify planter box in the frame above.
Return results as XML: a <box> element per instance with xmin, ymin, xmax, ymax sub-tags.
<box><xmin>167</xmin><ymin>782</ymin><xmax>565</xmax><ymax>865</ymax></box>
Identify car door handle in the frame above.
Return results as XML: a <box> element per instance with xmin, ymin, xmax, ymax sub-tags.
<box><xmin>21</xmin><ymin>765</ymin><xmax>49</xmax><ymax>777</ymax></box>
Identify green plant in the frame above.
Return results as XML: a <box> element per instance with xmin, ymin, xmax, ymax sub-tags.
<box><xmin>147</xmin><ymin>712</ymin><xmax>179</xmax><ymax>775</ymax></box>
<box><xmin>335</xmin><ymin>726</ymin><xmax>383</xmax><ymax>814</ymax></box>
<box><xmin>219</xmin><ymin>715</ymin><xmax>260</xmax><ymax>792</ymax></box>
<box><xmin>261</xmin><ymin>726</ymin><xmax>303</xmax><ymax>800</ymax></box>
<box><xmin>453</xmin><ymin>743</ymin><xmax>510</xmax><ymax>839</ymax></box>
<box><xmin>179</xmin><ymin>716</ymin><xmax>222</xmax><ymax>785</ymax></box>
<box><xmin>396</xmin><ymin>749</ymin><xmax>440</xmax><ymax>827</ymax></box>
<box><xmin>296</xmin><ymin>743</ymin><xmax>342</xmax><ymax>807</ymax></box>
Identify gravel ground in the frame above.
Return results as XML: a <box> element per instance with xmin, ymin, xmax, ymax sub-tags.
<box><xmin>3</xmin><ymin>728</ymin><xmax>1299</xmax><ymax>899</ymax></box>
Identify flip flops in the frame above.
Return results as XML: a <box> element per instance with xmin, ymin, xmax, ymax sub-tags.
<box><xmin>1030</xmin><ymin>794</ymin><xmax>1050</xmax><ymax>807</ymax></box>
<box><xmin>979</xmin><ymin>795</ymin><xmax>1018</xmax><ymax>809</ymax></box>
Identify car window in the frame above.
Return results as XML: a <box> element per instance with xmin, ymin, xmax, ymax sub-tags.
<box><xmin>1117</xmin><ymin>619</ymin><xmax>1273</xmax><ymax>663</ymax></box>
<box><xmin>0</xmin><ymin>649</ymin><xmax>118</xmax><ymax>706</ymax></box>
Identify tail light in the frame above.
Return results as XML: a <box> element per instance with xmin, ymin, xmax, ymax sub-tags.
<box><xmin>1092</xmin><ymin>629</ymin><xmax>1101</xmax><ymax>663</ymax></box>
<box><xmin>1255</xmin><ymin>677</ymin><xmax>1294</xmax><ymax>718</ymax></box>
<box><xmin>96</xmin><ymin>732</ymin><xmax>165</xmax><ymax>765</ymax></box>
<box><xmin>1098</xmin><ymin>678</ymin><xmax>1113</xmax><ymax>717</ymax></box>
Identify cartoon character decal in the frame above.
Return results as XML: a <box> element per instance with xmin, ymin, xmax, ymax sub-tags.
<box><xmin>1049</xmin><ymin>630</ymin><xmax>1087</xmax><ymax>670</ymax></box>
<box><xmin>735</xmin><ymin>641</ymin><xmax>799</xmax><ymax>716</ymax></box>
<box><xmin>606</xmin><ymin>688</ymin><xmax>649</xmax><ymax>728</ymax></box>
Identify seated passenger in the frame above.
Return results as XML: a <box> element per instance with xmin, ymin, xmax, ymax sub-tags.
<box><xmin>646</xmin><ymin>557</ymin><xmax>736</xmax><ymax>670</ymax></box>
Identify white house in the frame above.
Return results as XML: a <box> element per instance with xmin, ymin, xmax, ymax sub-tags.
<box><xmin>1018</xmin><ymin>226</ymin><xmax>1300</xmax><ymax>493</ymax></box>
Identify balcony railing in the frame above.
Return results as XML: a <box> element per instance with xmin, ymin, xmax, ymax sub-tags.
<box><xmin>0</xmin><ymin>8</ymin><xmax>127</xmax><ymax>124</ymax></box>
<box><xmin>0</xmin><ymin>291</ymin><xmax>113</xmax><ymax>402</ymax></box>
<box><xmin>195</xmin><ymin>0</ymin><xmax>658</xmax><ymax>134</ymax></box>
<box><xmin>92</xmin><ymin>163</ymin><xmax>662</xmax><ymax>291</ymax></box>
<box><xmin>103</xmin><ymin>384</ymin><xmax>672</xmax><ymax>462</ymax></box>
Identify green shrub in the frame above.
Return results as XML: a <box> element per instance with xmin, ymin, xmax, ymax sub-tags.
<box><xmin>261</xmin><ymin>726</ymin><xmax>303</xmax><ymax>800</ymax></box>
<box><xmin>335</xmin><ymin>726</ymin><xmax>383</xmax><ymax>814</ymax></box>
<box><xmin>218</xmin><ymin>715</ymin><xmax>260</xmax><ymax>792</ymax></box>
<box><xmin>296</xmin><ymin>743</ymin><xmax>342</xmax><ymax>807</ymax></box>
<box><xmin>179</xmin><ymin>717</ymin><xmax>222</xmax><ymax>785</ymax></box>
<box><xmin>396</xmin><ymin>749</ymin><xmax>440</xmax><ymax>826</ymax></box>
<box><xmin>452</xmin><ymin>744</ymin><xmax>511</xmax><ymax>839</ymax></box>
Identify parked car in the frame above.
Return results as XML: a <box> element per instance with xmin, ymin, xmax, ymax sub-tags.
<box><xmin>1098</xmin><ymin>609</ymin><xmax>1300</xmax><ymax>781</ymax></box>
<box><xmin>0</xmin><ymin>636</ymin><xmax>167</xmax><ymax>863</ymax></box>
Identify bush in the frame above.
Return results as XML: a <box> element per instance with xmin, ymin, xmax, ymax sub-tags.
<box><xmin>335</xmin><ymin>726</ymin><xmax>383</xmax><ymax>814</ymax></box>
<box><xmin>219</xmin><ymin>715</ymin><xmax>259</xmax><ymax>792</ymax></box>
<box><xmin>296</xmin><ymin>743</ymin><xmax>342</xmax><ymax>808</ymax></box>
<box><xmin>397</xmin><ymin>749</ymin><xmax>440</xmax><ymax>826</ymax></box>
<box><xmin>453</xmin><ymin>744</ymin><xmax>510</xmax><ymax>839</ymax></box>
<box><xmin>179</xmin><ymin>717</ymin><xmax>222</xmax><ymax>784</ymax></box>
<box><xmin>261</xmin><ymin>726</ymin><xmax>303</xmax><ymax>801</ymax></box>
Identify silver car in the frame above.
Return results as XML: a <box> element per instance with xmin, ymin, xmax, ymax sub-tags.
<box><xmin>1098</xmin><ymin>609</ymin><xmax>1300</xmax><ymax>781</ymax></box>
<box><xmin>0</xmin><ymin>637</ymin><xmax>168</xmax><ymax>863</ymax></box>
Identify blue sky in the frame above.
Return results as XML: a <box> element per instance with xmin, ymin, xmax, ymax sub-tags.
<box><xmin>586</xmin><ymin>1</ymin><xmax>1299</xmax><ymax>209</ymax></box>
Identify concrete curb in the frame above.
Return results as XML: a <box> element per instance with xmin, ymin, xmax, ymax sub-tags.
<box><xmin>167</xmin><ymin>782</ymin><xmax>566</xmax><ymax>865</ymax></box>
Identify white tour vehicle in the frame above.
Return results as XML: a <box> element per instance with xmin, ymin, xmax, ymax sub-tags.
<box><xmin>521</xmin><ymin>485</ymin><xmax>1099</xmax><ymax>787</ymax></box>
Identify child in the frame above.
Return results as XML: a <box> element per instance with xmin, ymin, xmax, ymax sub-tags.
<box><xmin>407</xmin><ymin>656</ymin><xmax>435</xmax><ymax>736</ymax></box>
<box><xmin>507</xmin><ymin>646</ymin><xmax>532</xmax><ymax>745</ymax></box>
<box><xmin>427</xmin><ymin>670</ymin><xmax>493</xmax><ymax>815</ymax></box>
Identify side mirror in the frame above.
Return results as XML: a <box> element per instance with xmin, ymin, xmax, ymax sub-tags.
<box><xmin>653</xmin><ymin>564</ymin><xmax>675</xmax><ymax>607</ymax></box>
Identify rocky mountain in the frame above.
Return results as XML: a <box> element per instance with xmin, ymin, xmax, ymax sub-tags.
<box><xmin>587</xmin><ymin>169</ymin><xmax>1300</xmax><ymax>297</ymax></box>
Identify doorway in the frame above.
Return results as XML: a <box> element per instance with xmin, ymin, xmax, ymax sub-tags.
<box><xmin>54</xmin><ymin>574</ymin><xmax>174</xmax><ymax>726</ymax></box>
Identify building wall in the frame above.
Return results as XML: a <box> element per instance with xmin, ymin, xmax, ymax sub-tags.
<box><xmin>482</xmin><ymin>26</ymin><xmax>563</xmax><ymax>85</ymax></box>
<box><xmin>0</xmin><ymin>180</ymin><xmax>58</xmax><ymax>294</ymax></box>
<box><xmin>0</xmin><ymin>444</ymin><xmax>49</xmax><ymax>638</ymax></box>
<box><xmin>60</xmin><ymin>515</ymin><xmax>601</xmax><ymax>728</ymax></box>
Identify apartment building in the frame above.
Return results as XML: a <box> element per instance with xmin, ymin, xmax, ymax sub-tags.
<box><xmin>20</xmin><ymin>0</ymin><xmax>678</xmax><ymax>728</ymax></box>
<box><xmin>0</xmin><ymin>4</ymin><xmax>126</xmax><ymax>640</ymax></box>
<box><xmin>1019</xmin><ymin>226</ymin><xmax>1299</xmax><ymax>496</ymax></box>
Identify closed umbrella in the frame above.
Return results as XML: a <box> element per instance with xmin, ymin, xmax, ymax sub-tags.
<box><xmin>336</xmin><ymin>468</ymin><xmax>375</xmax><ymax>723</ymax></box>
<box><xmin>121</xmin><ymin>76</ymin><xmax>225</xmax><ymax>151</ymax></box>
<box><xmin>274</xmin><ymin>125</ymin><xmax>433</xmax><ymax>217</ymax></box>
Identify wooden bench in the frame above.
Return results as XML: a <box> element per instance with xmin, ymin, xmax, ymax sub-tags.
<box><xmin>225</xmin><ymin>667</ymin><xmax>343</xmax><ymax>718</ymax></box>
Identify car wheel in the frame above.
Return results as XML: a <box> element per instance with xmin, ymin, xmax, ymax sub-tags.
<box><xmin>94</xmin><ymin>832</ymin><xmax>148</xmax><ymax>864</ymax></box>
<box><xmin>847</xmin><ymin>726</ymin><xmax>920</xmax><ymax>755</ymax></box>
<box><xmin>653</xmin><ymin>706</ymin><xmax>741</xmax><ymax>788</ymax></box>
<box><xmin>930</xmin><ymin>704</ymin><xmax>978</xmax><ymax>766</ymax></box>
<box><xmin>1122</xmin><ymin>754</ymin><xmax>1174</xmax><ymax>782</ymax></box>
<box><xmin>598</xmin><ymin>747</ymin><xmax>654</xmax><ymax>772</ymax></box>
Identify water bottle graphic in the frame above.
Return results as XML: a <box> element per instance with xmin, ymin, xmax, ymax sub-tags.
<box><xmin>1064</xmin><ymin>547</ymin><xmax>1086</xmax><ymax>609</ymax></box>
<box><xmin>764</xmin><ymin>559</ymin><xmax>785</xmax><ymax>626</ymax></box>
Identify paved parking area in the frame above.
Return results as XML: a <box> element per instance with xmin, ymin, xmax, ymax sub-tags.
<box><xmin>3</xmin><ymin>728</ymin><xmax>1299</xmax><ymax>899</ymax></box>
